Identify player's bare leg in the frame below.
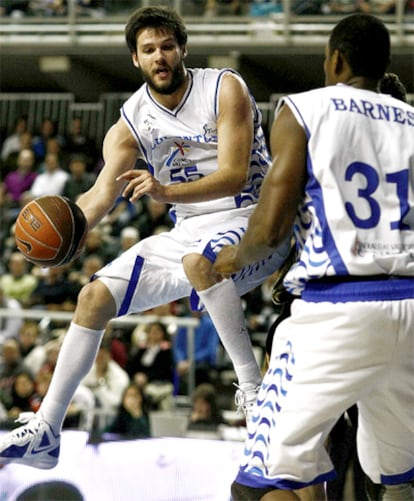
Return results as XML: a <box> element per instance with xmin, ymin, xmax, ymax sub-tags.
<box><xmin>231</xmin><ymin>482</ymin><xmax>326</xmax><ymax>501</ymax></box>
<box><xmin>73</xmin><ymin>279</ymin><xmax>117</xmax><ymax>329</ymax></box>
<box><xmin>261</xmin><ymin>485</ymin><xmax>325</xmax><ymax>501</ymax></box>
<box><xmin>182</xmin><ymin>253</ymin><xmax>261</xmax><ymax>420</ymax></box>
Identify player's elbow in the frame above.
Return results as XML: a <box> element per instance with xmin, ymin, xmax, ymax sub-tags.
<box><xmin>226</xmin><ymin>172</ymin><xmax>248</xmax><ymax>196</ymax></box>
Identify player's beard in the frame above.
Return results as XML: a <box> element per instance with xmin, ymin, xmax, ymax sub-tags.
<box><xmin>141</xmin><ymin>63</ymin><xmax>187</xmax><ymax>95</ymax></box>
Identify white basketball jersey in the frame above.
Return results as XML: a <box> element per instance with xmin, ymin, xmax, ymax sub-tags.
<box><xmin>281</xmin><ymin>84</ymin><xmax>414</xmax><ymax>296</ymax></box>
<box><xmin>121</xmin><ymin>68</ymin><xmax>271</xmax><ymax>220</ymax></box>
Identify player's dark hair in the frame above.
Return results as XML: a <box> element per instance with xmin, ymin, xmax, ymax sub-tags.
<box><xmin>379</xmin><ymin>72</ymin><xmax>407</xmax><ymax>102</ymax></box>
<box><xmin>125</xmin><ymin>6</ymin><xmax>187</xmax><ymax>54</ymax></box>
<box><xmin>329</xmin><ymin>14</ymin><xmax>390</xmax><ymax>80</ymax></box>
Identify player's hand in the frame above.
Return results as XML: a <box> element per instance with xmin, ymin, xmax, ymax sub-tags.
<box><xmin>117</xmin><ymin>169</ymin><xmax>166</xmax><ymax>202</ymax></box>
<box><xmin>214</xmin><ymin>245</ymin><xmax>242</xmax><ymax>275</ymax></box>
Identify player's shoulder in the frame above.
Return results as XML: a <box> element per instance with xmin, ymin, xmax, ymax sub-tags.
<box><xmin>191</xmin><ymin>67</ymin><xmax>242</xmax><ymax>84</ymax></box>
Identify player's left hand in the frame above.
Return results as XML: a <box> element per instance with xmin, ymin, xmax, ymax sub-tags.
<box><xmin>117</xmin><ymin>169</ymin><xmax>166</xmax><ymax>202</ymax></box>
<box><xmin>214</xmin><ymin>245</ymin><xmax>242</xmax><ymax>275</ymax></box>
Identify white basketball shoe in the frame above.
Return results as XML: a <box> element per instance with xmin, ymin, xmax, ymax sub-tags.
<box><xmin>0</xmin><ymin>412</ymin><xmax>60</xmax><ymax>469</ymax></box>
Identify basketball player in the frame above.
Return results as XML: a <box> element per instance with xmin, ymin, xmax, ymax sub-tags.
<box><xmin>0</xmin><ymin>6</ymin><xmax>290</xmax><ymax>469</ymax></box>
<box><xmin>215</xmin><ymin>13</ymin><xmax>414</xmax><ymax>501</ymax></box>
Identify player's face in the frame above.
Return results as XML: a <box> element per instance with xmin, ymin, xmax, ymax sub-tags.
<box><xmin>132</xmin><ymin>27</ymin><xmax>187</xmax><ymax>95</ymax></box>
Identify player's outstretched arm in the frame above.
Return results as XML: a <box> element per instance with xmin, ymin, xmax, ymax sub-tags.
<box><xmin>76</xmin><ymin>118</ymin><xmax>141</xmax><ymax>230</ymax></box>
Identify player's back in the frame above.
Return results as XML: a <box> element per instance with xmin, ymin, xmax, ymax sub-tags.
<box><xmin>283</xmin><ymin>84</ymin><xmax>414</xmax><ymax>293</ymax></box>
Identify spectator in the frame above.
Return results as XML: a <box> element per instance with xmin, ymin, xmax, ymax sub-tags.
<box><xmin>105</xmin><ymin>382</ymin><xmax>151</xmax><ymax>438</ymax></box>
<box><xmin>127</xmin><ymin>321</ymin><xmax>175</xmax><ymax>410</ymax></box>
<box><xmin>34</xmin><ymin>369</ymin><xmax>95</xmax><ymax>430</ymax></box>
<box><xmin>32</xmin><ymin>118</ymin><xmax>65</xmax><ymax>163</ymax></box>
<box><xmin>358</xmin><ymin>0</ymin><xmax>396</xmax><ymax>13</ymax></box>
<box><xmin>29</xmin><ymin>152</ymin><xmax>69</xmax><ymax>198</ymax></box>
<box><xmin>3</xmin><ymin>148</ymin><xmax>37</xmax><ymax>212</ymax></box>
<box><xmin>204</xmin><ymin>0</ymin><xmax>244</xmax><ymax>16</ymax></box>
<box><xmin>65</xmin><ymin>117</ymin><xmax>99</xmax><ymax>170</ymax></box>
<box><xmin>82</xmin><ymin>339</ymin><xmax>130</xmax><ymax>414</ymax></box>
<box><xmin>0</xmin><ymin>183</ymin><xmax>9</xmax><ymax>261</ymax></box>
<box><xmin>292</xmin><ymin>0</ymin><xmax>323</xmax><ymax>14</ymax></box>
<box><xmin>29</xmin><ymin>0</ymin><xmax>66</xmax><ymax>15</ymax></box>
<box><xmin>0</xmin><ymin>252</ymin><xmax>38</xmax><ymax>305</ymax></box>
<box><xmin>68</xmin><ymin>253</ymin><xmax>104</xmax><ymax>288</ymax></box>
<box><xmin>62</xmin><ymin>154</ymin><xmax>96</xmax><ymax>202</ymax></box>
<box><xmin>78</xmin><ymin>225</ymin><xmax>118</xmax><ymax>266</ymax></box>
<box><xmin>322</xmin><ymin>0</ymin><xmax>358</xmax><ymax>13</ymax></box>
<box><xmin>187</xmin><ymin>383</ymin><xmax>223</xmax><ymax>431</ymax></box>
<box><xmin>38</xmin><ymin>136</ymin><xmax>68</xmax><ymax>172</ymax></box>
<box><xmin>75</xmin><ymin>0</ymin><xmax>106</xmax><ymax>17</ymax></box>
<box><xmin>7</xmin><ymin>370</ymin><xmax>39</xmax><ymax>420</ymax></box>
<box><xmin>119</xmin><ymin>226</ymin><xmax>140</xmax><ymax>254</ymax></box>
<box><xmin>135</xmin><ymin>197</ymin><xmax>173</xmax><ymax>239</ymax></box>
<box><xmin>1</xmin><ymin>115</ymin><xmax>28</xmax><ymax>165</ymax></box>
<box><xmin>0</xmin><ymin>286</ymin><xmax>24</xmax><ymax>346</ymax></box>
<box><xmin>103</xmin><ymin>195</ymin><xmax>139</xmax><ymax>236</ymax></box>
<box><xmin>103</xmin><ymin>323</ymin><xmax>129</xmax><ymax>370</ymax></box>
<box><xmin>1</xmin><ymin>131</ymin><xmax>34</xmax><ymax>177</ymax></box>
<box><xmin>174</xmin><ymin>311</ymin><xmax>220</xmax><ymax>394</ymax></box>
<box><xmin>0</xmin><ymin>339</ymin><xmax>23</xmax><ymax>411</ymax></box>
<box><xmin>26</xmin><ymin>266</ymin><xmax>81</xmax><ymax>312</ymax></box>
<box><xmin>0</xmin><ymin>0</ymin><xmax>30</xmax><ymax>17</ymax></box>
<box><xmin>37</xmin><ymin>337</ymin><xmax>62</xmax><ymax>376</ymax></box>
<box><xmin>18</xmin><ymin>321</ymin><xmax>46</xmax><ymax>376</ymax></box>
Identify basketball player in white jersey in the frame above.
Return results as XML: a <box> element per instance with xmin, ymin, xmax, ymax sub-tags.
<box><xmin>215</xmin><ymin>13</ymin><xmax>414</xmax><ymax>501</ymax></box>
<box><xmin>0</xmin><ymin>7</ymin><xmax>290</xmax><ymax>469</ymax></box>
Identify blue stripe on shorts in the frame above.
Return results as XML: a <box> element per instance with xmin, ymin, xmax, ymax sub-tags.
<box><xmin>118</xmin><ymin>255</ymin><xmax>144</xmax><ymax>316</ymax></box>
<box><xmin>380</xmin><ymin>466</ymin><xmax>414</xmax><ymax>485</ymax></box>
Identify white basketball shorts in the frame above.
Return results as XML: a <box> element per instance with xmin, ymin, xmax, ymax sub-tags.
<box><xmin>94</xmin><ymin>206</ymin><xmax>291</xmax><ymax>316</ymax></box>
<box><xmin>234</xmin><ymin>297</ymin><xmax>414</xmax><ymax>490</ymax></box>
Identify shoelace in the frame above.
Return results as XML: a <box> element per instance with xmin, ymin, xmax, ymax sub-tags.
<box><xmin>233</xmin><ymin>384</ymin><xmax>246</xmax><ymax>409</ymax></box>
<box><xmin>233</xmin><ymin>383</ymin><xmax>259</xmax><ymax>413</ymax></box>
<box><xmin>15</xmin><ymin>412</ymin><xmax>36</xmax><ymax>425</ymax></box>
<box><xmin>9</xmin><ymin>412</ymin><xmax>39</xmax><ymax>440</ymax></box>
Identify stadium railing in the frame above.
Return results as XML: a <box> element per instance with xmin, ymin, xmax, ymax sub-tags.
<box><xmin>0</xmin><ymin>0</ymin><xmax>413</xmax><ymax>49</ymax></box>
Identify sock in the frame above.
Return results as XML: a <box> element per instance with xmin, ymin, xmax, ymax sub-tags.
<box><xmin>383</xmin><ymin>484</ymin><xmax>414</xmax><ymax>501</ymax></box>
<box><xmin>198</xmin><ymin>279</ymin><xmax>261</xmax><ymax>388</ymax></box>
<box><xmin>39</xmin><ymin>322</ymin><xmax>105</xmax><ymax>433</ymax></box>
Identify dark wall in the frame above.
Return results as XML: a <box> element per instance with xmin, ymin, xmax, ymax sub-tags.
<box><xmin>1</xmin><ymin>49</ymin><xmax>412</xmax><ymax>104</ymax></box>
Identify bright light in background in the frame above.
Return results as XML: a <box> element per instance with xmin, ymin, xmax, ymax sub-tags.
<box><xmin>39</xmin><ymin>56</ymin><xmax>71</xmax><ymax>73</ymax></box>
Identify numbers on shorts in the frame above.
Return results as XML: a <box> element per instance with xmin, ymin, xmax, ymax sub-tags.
<box><xmin>169</xmin><ymin>165</ymin><xmax>203</xmax><ymax>183</ymax></box>
<box><xmin>344</xmin><ymin>161</ymin><xmax>412</xmax><ymax>230</ymax></box>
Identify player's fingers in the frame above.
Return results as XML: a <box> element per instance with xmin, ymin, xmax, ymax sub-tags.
<box><xmin>214</xmin><ymin>245</ymin><xmax>241</xmax><ymax>274</ymax></box>
<box><xmin>128</xmin><ymin>177</ymin><xmax>155</xmax><ymax>202</ymax></box>
<box><xmin>116</xmin><ymin>169</ymin><xmax>147</xmax><ymax>181</ymax></box>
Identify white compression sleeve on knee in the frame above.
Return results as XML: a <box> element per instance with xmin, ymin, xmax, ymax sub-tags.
<box><xmin>197</xmin><ymin>279</ymin><xmax>261</xmax><ymax>388</ymax></box>
<box><xmin>39</xmin><ymin>322</ymin><xmax>105</xmax><ymax>433</ymax></box>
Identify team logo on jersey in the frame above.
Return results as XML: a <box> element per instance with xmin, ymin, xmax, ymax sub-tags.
<box><xmin>166</xmin><ymin>141</ymin><xmax>191</xmax><ymax>167</ymax></box>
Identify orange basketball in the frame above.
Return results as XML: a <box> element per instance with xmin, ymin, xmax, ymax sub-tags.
<box><xmin>15</xmin><ymin>195</ymin><xmax>88</xmax><ymax>268</ymax></box>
